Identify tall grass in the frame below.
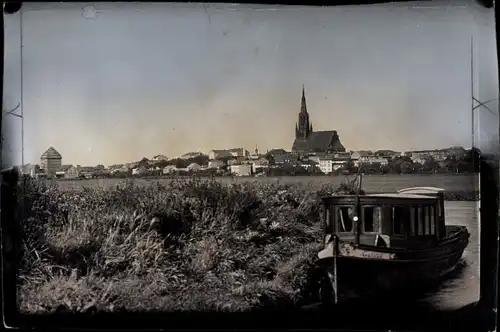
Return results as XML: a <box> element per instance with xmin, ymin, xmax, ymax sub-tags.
<box><xmin>18</xmin><ymin>176</ymin><xmax>367</xmax><ymax>313</ymax></box>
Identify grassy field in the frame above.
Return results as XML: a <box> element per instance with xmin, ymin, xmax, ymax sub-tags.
<box><xmin>18</xmin><ymin>174</ymin><xmax>477</xmax><ymax>314</ymax></box>
<box><xmin>56</xmin><ymin>174</ymin><xmax>478</xmax><ymax>194</ymax></box>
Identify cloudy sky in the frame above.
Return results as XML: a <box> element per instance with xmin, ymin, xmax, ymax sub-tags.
<box><xmin>2</xmin><ymin>1</ymin><xmax>498</xmax><ymax>166</ymax></box>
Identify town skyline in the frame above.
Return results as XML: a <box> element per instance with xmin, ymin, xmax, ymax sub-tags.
<box><xmin>3</xmin><ymin>2</ymin><xmax>498</xmax><ymax>166</ymax></box>
<box><xmin>29</xmin><ymin>144</ymin><xmax>469</xmax><ymax>169</ymax></box>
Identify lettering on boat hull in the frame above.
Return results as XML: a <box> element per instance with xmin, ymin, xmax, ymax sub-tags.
<box><xmin>339</xmin><ymin>243</ymin><xmax>396</xmax><ymax>260</ymax></box>
<box><xmin>318</xmin><ymin>242</ymin><xmax>396</xmax><ymax>260</ymax></box>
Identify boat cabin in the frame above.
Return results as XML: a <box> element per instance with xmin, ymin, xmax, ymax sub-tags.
<box><xmin>397</xmin><ymin>187</ymin><xmax>446</xmax><ymax>237</ymax></box>
<box><xmin>321</xmin><ymin>192</ymin><xmax>445</xmax><ymax>250</ymax></box>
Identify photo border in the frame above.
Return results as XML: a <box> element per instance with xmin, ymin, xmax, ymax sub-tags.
<box><xmin>1</xmin><ymin>1</ymin><xmax>497</xmax><ymax>331</ymax></box>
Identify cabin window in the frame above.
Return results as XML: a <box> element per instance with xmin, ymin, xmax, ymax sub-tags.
<box><xmin>424</xmin><ymin>206</ymin><xmax>431</xmax><ymax>235</ymax></box>
<box><xmin>336</xmin><ymin>206</ymin><xmax>355</xmax><ymax>233</ymax></box>
<box><xmin>429</xmin><ymin>206</ymin><xmax>436</xmax><ymax>235</ymax></box>
<box><xmin>410</xmin><ymin>206</ymin><xmax>416</xmax><ymax>236</ymax></box>
<box><xmin>325</xmin><ymin>206</ymin><xmax>333</xmax><ymax>234</ymax></box>
<box><xmin>363</xmin><ymin>206</ymin><xmax>381</xmax><ymax>233</ymax></box>
<box><xmin>416</xmin><ymin>207</ymin><xmax>424</xmax><ymax>235</ymax></box>
<box><xmin>436</xmin><ymin>199</ymin><xmax>443</xmax><ymax>219</ymax></box>
<box><xmin>392</xmin><ymin>206</ymin><xmax>409</xmax><ymax>236</ymax></box>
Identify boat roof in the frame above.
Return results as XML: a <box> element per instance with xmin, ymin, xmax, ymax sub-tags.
<box><xmin>396</xmin><ymin>187</ymin><xmax>445</xmax><ymax>194</ymax></box>
<box><xmin>367</xmin><ymin>193</ymin><xmax>436</xmax><ymax>199</ymax></box>
<box><xmin>321</xmin><ymin>193</ymin><xmax>438</xmax><ymax>205</ymax></box>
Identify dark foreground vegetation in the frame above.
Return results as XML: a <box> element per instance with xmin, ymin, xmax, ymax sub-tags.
<box><xmin>18</xmin><ymin>177</ymin><xmax>477</xmax><ymax>314</ymax></box>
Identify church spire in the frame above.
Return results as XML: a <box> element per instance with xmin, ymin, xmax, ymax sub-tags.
<box><xmin>296</xmin><ymin>85</ymin><xmax>312</xmax><ymax>140</ymax></box>
<box><xmin>300</xmin><ymin>84</ymin><xmax>307</xmax><ymax>114</ymax></box>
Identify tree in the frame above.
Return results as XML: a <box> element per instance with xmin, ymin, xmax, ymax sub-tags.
<box><xmin>174</xmin><ymin>159</ymin><xmax>188</xmax><ymax>169</ymax></box>
<box><xmin>190</xmin><ymin>155</ymin><xmax>209</xmax><ymax>167</ymax></box>
<box><xmin>399</xmin><ymin>161</ymin><xmax>413</xmax><ymax>174</ymax></box>
<box><xmin>264</xmin><ymin>153</ymin><xmax>275</xmax><ymax>164</ymax></box>
<box><xmin>461</xmin><ymin>148</ymin><xmax>481</xmax><ymax>173</ymax></box>
<box><xmin>422</xmin><ymin>157</ymin><xmax>439</xmax><ymax>173</ymax></box>
<box><xmin>155</xmin><ymin>160</ymin><xmax>170</xmax><ymax>169</ymax></box>
<box><xmin>138</xmin><ymin>158</ymin><xmax>150</xmax><ymax>168</ymax></box>
<box><xmin>219</xmin><ymin>156</ymin><xmax>236</xmax><ymax>165</ymax></box>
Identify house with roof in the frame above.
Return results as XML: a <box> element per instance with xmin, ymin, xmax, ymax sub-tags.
<box><xmin>316</xmin><ymin>154</ymin><xmax>335</xmax><ymax>174</ymax></box>
<box><xmin>21</xmin><ymin>163</ymin><xmax>40</xmax><ymax>177</ymax></box>
<box><xmin>228</xmin><ymin>156</ymin><xmax>250</xmax><ymax>165</ymax></box>
<box><xmin>163</xmin><ymin>165</ymin><xmax>178</xmax><ymax>174</ymax></box>
<box><xmin>251</xmin><ymin>158</ymin><xmax>269</xmax><ymax>173</ymax></box>
<box><xmin>132</xmin><ymin>165</ymin><xmax>148</xmax><ymax>176</ymax></box>
<box><xmin>186</xmin><ymin>163</ymin><xmax>201</xmax><ymax>172</ymax></box>
<box><xmin>56</xmin><ymin>164</ymin><xmax>76</xmax><ymax>179</ymax></box>
<box><xmin>266</xmin><ymin>148</ymin><xmax>288</xmax><ymax>157</ymax></box>
<box><xmin>273</xmin><ymin>153</ymin><xmax>300</xmax><ymax>166</ymax></box>
<box><xmin>208</xmin><ymin>149</ymin><xmax>232</xmax><ymax>160</ymax></box>
<box><xmin>75</xmin><ymin>166</ymin><xmax>96</xmax><ymax>178</ymax></box>
<box><xmin>151</xmin><ymin>154</ymin><xmax>168</xmax><ymax>162</ymax></box>
<box><xmin>179</xmin><ymin>152</ymin><xmax>204</xmax><ymax>160</ymax></box>
<box><xmin>230</xmin><ymin>163</ymin><xmax>252</xmax><ymax>176</ymax></box>
<box><xmin>111</xmin><ymin>165</ymin><xmax>129</xmax><ymax>175</ymax></box>
<box><xmin>40</xmin><ymin>147</ymin><xmax>62</xmax><ymax>177</ymax></box>
<box><xmin>228</xmin><ymin>148</ymin><xmax>249</xmax><ymax>158</ymax></box>
<box><xmin>351</xmin><ymin>151</ymin><xmax>388</xmax><ymax>167</ymax></box>
<box><xmin>208</xmin><ymin>159</ymin><xmax>225</xmax><ymax>169</ymax></box>
<box><xmin>249</xmin><ymin>145</ymin><xmax>261</xmax><ymax>160</ymax></box>
<box><xmin>374</xmin><ymin>150</ymin><xmax>400</xmax><ymax>160</ymax></box>
<box><xmin>291</xmin><ymin>86</ymin><xmax>346</xmax><ymax>155</ymax></box>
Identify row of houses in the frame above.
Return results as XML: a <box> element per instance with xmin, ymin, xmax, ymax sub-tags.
<box><xmin>208</xmin><ymin>147</ymin><xmax>259</xmax><ymax>160</ymax></box>
<box><xmin>404</xmin><ymin>147</ymin><xmax>466</xmax><ymax>164</ymax></box>
<box><xmin>29</xmin><ymin>145</ymin><xmax>467</xmax><ymax>179</ymax></box>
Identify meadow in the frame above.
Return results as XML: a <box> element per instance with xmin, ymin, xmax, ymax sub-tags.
<box><xmin>18</xmin><ymin>174</ymin><xmax>477</xmax><ymax>313</ymax></box>
<box><xmin>56</xmin><ymin>174</ymin><xmax>478</xmax><ymax>195</ymax></box>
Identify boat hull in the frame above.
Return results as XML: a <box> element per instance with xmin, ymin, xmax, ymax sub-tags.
<box><xmin>319</xmin><ymin>225</ymin><xmax>470</xmax><ymax>302</ymax></box>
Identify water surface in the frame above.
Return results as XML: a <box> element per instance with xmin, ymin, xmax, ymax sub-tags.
<box><xmin>421</xmin><ymin>201</ymin><xmax>479</xmax><ymax>310</ymax></box>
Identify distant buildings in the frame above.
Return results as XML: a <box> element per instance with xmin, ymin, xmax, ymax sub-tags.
<box><xmin>184</xmin><ymin>163</ymin><xmax>199</xmax><ymax>172</ymax></box>
<box><xmin>228</xmin><ymin>148</ymin><xmax>249</xmax><ymax>158</ymax></box>
<box><xmin>179</xmin><ymin>152</ymin><xmax>204</xmax><ymax>160</ymax></box>
<box><xmin>230</xmin><ymin>164</ymin><xmax>252</xmax><ymax>176</ymax></box>
<box><xmin>29</xmin><ymin>140</ymin><xmax>467</xmax><ymax>179</ymax></box>
<box><xmin>266</xmin><ymin>148</ymin><xmax>288</xmax><ymax>157</ymax></box>
<box><xmin>291</xmin><ymin>86</ymin><xmax>346</xmax><ymax>155</ymax></box>
<box><xmin>209</xmin><ymin>149</ymin><xmax>233</xmax><ymax>160</ymax></box>
<box><xmin>208</xmin><ymin>148</ymin><xmax>249</xmax><ymax>160</ymax></box>
<box><xmin>151</xmin><ymin>154</ymin><xmax>168</xmax><ymax>162</ymax></box>
<box><xmin>407</xmin><ymin>147</ymin><xmax>466</xmax><ymax>162</ymax></box>
<box><xmin>350</xmin><ymin>151</ymin><xmax>389</xmax><ymax>167</ymax></box>
<box><xmin>251</xmin><ymin>158</ymin><xmax>269</xmax><ymax>174</ymax></box>
<box><xmin>40</xmin><ymin>147</ymin><xmax>62</xmax><ymax>177</ymax></box>
<box><xmin>208</xmin><ymin>159</ymin><xmax>224</xmax><ymax>169</ymax></box>
<box><xmin>162</xmin><ymin>165</ymin><xmax>177</xmax><ymax>174</ymax></box>
<box><xmin>132</xmin><ymin>165</ymin><xmax>148</xmax><ymax>176</ymax></box>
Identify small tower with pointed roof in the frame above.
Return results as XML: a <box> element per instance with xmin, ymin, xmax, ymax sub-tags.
<box><xmin>40</xmin><ymin>146</ymin><xmax>62</xmax><ymax>177</ymax></box>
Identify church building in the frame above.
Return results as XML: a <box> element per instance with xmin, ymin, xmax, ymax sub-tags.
<box><xmin>291</xmin><ymin>86</ymin><xmax>346</xmax><ymax>154</ymax></box>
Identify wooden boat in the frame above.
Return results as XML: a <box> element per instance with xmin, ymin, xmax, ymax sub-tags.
<box><xmin>317</xmin><ymin>185</ymin><xmax>470</xmax><ymax>304</ymax></box>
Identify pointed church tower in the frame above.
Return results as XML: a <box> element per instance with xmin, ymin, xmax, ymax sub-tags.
<box><xmin>300</xmin><ymin>84</ymin><xmax>307</xmax><ymax>113</ymax></box>
<box><xmin>295</xmin><ymin>84</ymin><xmax>312</xmax><ymax>139</ymax></box>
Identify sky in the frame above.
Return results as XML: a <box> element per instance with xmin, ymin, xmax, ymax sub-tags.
<box><xmin>2</xmin><ymin>1</ymin><xmax>498</xmax><ymax>167</ymax></box>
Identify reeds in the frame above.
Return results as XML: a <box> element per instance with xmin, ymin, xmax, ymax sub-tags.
<box><xmin>18</xmin><ymin>176</ymin><xmax>345</xmax><ymax>313</ymax></box>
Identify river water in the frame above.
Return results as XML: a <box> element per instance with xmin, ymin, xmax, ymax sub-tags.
<box><xmin>420</xmin><ymin>201</ymin><xmax>480</xmax><ymax>310</ymax></box>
